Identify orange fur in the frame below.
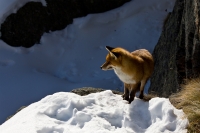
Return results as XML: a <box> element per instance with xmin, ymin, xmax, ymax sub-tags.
<box><xmin>101</xmin><ymin>46</ymin><xmax>154</xmax><ymax>103</ymax></box>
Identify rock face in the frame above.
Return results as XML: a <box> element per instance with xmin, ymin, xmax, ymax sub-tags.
<box><xmin>0</xmin><ymin>0</ymin><xmax>130</xmax><ymax>48</ymax></box>
<box><xmin>149</xmin><ymin>0</ymin><xmax>200</xmax><ymax>97</ymax></box>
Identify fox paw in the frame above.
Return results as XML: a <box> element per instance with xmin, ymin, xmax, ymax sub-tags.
<box><xmin>139</xmin><ymin>94</ymin><xmax>144</xmax><ymax>99</ymax></box>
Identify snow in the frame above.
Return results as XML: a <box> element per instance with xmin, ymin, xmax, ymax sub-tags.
<box><xmin>0</xmin><ymin>0</ymin><xmax>188</xmax><ymax>132</ymax></box>
<box><xmin>0</xmin><ymin>91</ymin><xmax>188</xmax><ymax>133</ymax></box>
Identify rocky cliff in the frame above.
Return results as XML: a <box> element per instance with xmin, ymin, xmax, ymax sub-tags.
<box><xmin>0</xmin><ymin>0</ymin><xmax>130</xmax><ymax>48</ymax></box>
<box><xmin>149</xmin><ymin>0</ymin><xmax>200</xmax><ymax>97</ymax></box>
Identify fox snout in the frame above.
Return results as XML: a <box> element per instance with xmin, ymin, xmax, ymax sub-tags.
<box><xmin>100</xmin><ymin>62</ymin><xmax>113</xmax><ymax>70</ymax></box>
<box><xmin>100</xmin><ymin>65</ymin><xmax>104</xmax><ymax>70</ymax></box>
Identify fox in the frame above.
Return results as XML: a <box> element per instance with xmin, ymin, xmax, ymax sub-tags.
<box><xmin>101</xmin><ymin>46</ymin><xmax>154</xmax><ymax>103</ymax></box>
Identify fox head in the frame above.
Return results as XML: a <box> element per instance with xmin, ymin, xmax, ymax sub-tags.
<box><xmin>100</xmin><ymin>46</ymin><xmax>122</xmax><ymax>70</ymax></box>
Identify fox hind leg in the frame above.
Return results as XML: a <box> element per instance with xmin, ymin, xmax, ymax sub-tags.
<box><xmin>139</xmin><ymin>79</ymin><xmax>147</xmax><ymax>99</ymax></box>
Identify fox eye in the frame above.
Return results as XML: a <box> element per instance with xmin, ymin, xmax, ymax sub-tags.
<box><xmin>111</xmin><ymin>56</ymin><xmax>115</xmax><ymax>59</ymax></box>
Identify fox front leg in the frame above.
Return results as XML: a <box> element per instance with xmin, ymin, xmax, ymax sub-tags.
<box><xmin>129</xmin><ymin>89</ymin><xmax>136</xmax><ymax>104</ymax></box>
<box><xmin>122</xmin><ymin>83</ymin><xmax>129</xmax><ymax>101</ymax></box>
<box><xmin>129</xmin><ymin>83</ymin><xmax>140</xmax><ymax>103</ymax></box>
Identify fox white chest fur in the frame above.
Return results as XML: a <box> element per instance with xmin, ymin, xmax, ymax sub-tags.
<box><xmin>114</xmin><ymin>67</ymin><xmax>136</xmax><ymax>84</ymax></box>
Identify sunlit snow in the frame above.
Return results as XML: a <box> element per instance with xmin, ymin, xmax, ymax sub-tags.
<box><xmin>0</xmin><ymin>91</ymin><xmax>188</xmax><ymax>133</ymax></box>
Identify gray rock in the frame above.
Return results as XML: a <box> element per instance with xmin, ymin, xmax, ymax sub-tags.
<box><xmin>149</xmin><ymin>0</ymin><xmax>200</xmax><ymax>97</ymax></box>
<box><xmin>71</xmin><ymin>87</ymin><xmax>123</xmax><ymax>96</ymax></box>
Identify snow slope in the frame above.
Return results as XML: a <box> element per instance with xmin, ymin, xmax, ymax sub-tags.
<box><xmin>0</xmin><ymin>0</ymin><xmax>176</xmax><ymax>125</ymax></box>
<box><xmin>0</xmin><ymin>91</ymin><xmax>188</xmax><ymax>133</ymax></box>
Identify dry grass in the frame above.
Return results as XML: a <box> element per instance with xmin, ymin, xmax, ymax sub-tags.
<box><xmin>170</xmin><ymin>78</ymin><xmax>200</xmax><ymax>133</ymax></box>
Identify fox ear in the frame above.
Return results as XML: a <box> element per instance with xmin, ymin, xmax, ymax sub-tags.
<box><xmin>105</xmin><ymin>46</ymin><xmax>115</xmax><ymax>52</ymax></box>
<box><xmin>105</xmin><ymin>46</ymin><xmax>118</xmax><ymax>59</ymax></box>
<box><xmin>110</xmin><ymin>52</ymin><xmax>117</xmax><ymax>59</ymax></box>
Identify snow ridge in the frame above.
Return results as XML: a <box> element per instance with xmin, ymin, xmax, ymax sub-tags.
<box><xmin>0</xmin><ymin>91</ymin><xmax>188</xmax><ymax>133</ymax></box>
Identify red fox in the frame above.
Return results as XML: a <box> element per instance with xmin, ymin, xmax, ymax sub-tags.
<box><xmin>101</xmin><ymin>46</ymin><xmax>154</xmax><ymax>103</ymax></box>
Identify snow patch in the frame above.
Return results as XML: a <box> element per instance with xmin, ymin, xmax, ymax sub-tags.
<box><xmin>0</xmin><ymin>91</ymin><xmax>188</xmax><ymax>133</ymax></box>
